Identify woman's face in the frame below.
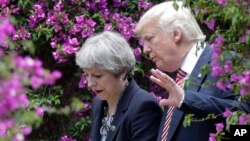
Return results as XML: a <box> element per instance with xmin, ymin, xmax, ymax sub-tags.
<box><xmin>84</xmin><ymin>67</ymin><xmax>123</xmax><ymax>101</ymax></box>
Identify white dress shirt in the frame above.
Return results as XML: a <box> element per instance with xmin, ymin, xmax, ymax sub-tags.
<box><xmin>178</xmin><ymin>42</ymin><xmax>205</xmax><ymax>107</ymax></box>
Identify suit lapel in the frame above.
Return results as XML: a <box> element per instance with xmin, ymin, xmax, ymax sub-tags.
<box><xmin>92</xmin><ymin>100</ymin><xmax>106</xmax><ymax>141</ymax></box>
<box><xmin>105</xmin><ymin>79</ymin><xmax>140</xmax><ymax>141</ymax></box>
<box><xmin>188</xmin><ymin>44</ymin><xmax>212</xmax><ymax>92</ymax></box>
<box><xmin>167</xmin><ymin>44</ymin><xmax>213</xmax><ymax>141</ymax></box>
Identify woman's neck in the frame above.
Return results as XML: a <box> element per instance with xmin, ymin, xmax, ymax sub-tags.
<box><xmin>107</xmin><ymin>80</ymin><xmax>128</xmax><ymax>116</ymax></box>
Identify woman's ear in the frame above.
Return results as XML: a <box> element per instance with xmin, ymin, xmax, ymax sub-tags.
<box><xmin>173</xmin><ymin>27</ymin><xmax>182</xmax><ymax>43</ymax></box>
<box><xmin>120</xmin><ymin>71</ymin><xmax>127</xmax><ymax>81</ymax></box>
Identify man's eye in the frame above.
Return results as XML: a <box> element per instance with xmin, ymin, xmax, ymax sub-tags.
<box><xmin>146</xmin><ymin>37</ymin><xmax>153</xmax><ymax>42</ymax></box>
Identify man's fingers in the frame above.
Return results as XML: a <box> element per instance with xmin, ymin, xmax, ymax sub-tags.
<box><xmin>156</xmin><ymin>69</ymin><xmax>176</xmax><ymax>85</ymax></box>
<box><xmin>159</xmin><ymin>99</ymin><xmax>172</xmax><ymax>107</ymax></box>
<box><xmin>149</xmin><ymin>75</ymin><xmax>166</xmax><ymax>88</ymax></box>
<box><xmin>151</xmin><ymin>69</ymin><xmax>176</xmax><ymax>88</ymax></box>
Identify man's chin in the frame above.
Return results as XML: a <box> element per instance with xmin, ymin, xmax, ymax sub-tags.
<box><xmin>156</xmin><ymin>64</ymin><xmax>173</xmax><ymax>73</ymax></box>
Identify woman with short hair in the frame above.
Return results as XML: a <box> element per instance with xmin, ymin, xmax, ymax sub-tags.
<box><xmin>76</xmin><ymin>31</ymin><xmax>162</xmax><ymax>141</ymax></box>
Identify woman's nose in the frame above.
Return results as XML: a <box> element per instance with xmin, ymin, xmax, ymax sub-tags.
<box><xmin>87</xmin><ymin>77</ymin><xmax>96</xmax><ymax>88</ymax></box>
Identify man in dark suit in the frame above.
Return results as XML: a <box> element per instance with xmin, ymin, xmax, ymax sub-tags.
<box><xmin>135</xmin><ymin>1</ymin><xmax>250</xmax><ymax>141</ymax></box>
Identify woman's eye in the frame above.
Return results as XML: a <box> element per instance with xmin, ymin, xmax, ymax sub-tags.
<box><xmin>94</xmin><ymin>74</ymin><xmax>102</xmax><ymax>78</ymax></box>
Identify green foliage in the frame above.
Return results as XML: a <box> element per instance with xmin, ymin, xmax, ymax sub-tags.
<box><xmin>134</xmin><ymin>62</ymin><xmax>145</xmax><ymax>76</ymax></box>
<box><xmin>69</xmin><ymin>117</ymin><xmax>91</xmax><ymax>139</ymax></box>
<box><xmin>71</xmin><ymin>97</ymin><xmax>85</xmax><ymax>112</ymax></box>
<box><xmin>183</xmin><ymin>0</ymin><xmax>250</xmax><ymax>140</ymax></box>
<box><xmin>33</xmin><ymin>26</ymin><xmax>54</xmax><ymax>42</ymax></box>
<box><xmin>17</xmin><ymin>110</ymin><xmax>43</xmax><ymax>128</ymax></box>
<box><xmin>27</xmin><ymin>86</ymin><xmax>64</xmax><ymax>108</ymax></box>
<box><xmin>22</xmin><ymin>40</ymin><xmax>35</xmax><ymax>54</ymax></box>
<box><xmin>183</xmin><ymin>113</ymin><xmax>194</xmax><ymax>127</ymax></box>
<box><xmin>2</xmin><ymin>0</ymin><xmax>249</xmax><ymax>140</ymax></box>
<box><xmin>200</xmin><ymin>64</ymin><xmax>211</xmax><ymax>77</ymax></box>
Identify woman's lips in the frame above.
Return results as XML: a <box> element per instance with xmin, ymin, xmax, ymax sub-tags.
<box><xmin>95</xmin><ymin>90</ymin><xmax>103</xmax><ymax>94</ymax></box>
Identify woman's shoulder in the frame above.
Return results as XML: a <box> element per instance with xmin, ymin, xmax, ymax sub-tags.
<box><xmin>131</xmin><ymin>88</ymin><xmax>158</xmax><ymax>104</ymax></box>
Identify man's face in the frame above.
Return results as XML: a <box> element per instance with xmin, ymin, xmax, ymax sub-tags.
<box><xmin>140</xmin><ymin>21</ymin><xmax>181</xmax><ymax>72</ymax></box>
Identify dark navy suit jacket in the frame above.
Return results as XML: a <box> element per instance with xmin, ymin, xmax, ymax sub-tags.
<box><xmin>157</xmin><ymin>45</ymin><xmax>250</xmax><ymax>141</ymax></box>
<box><xmin>91</xmin><ymin>79</ymin><xmax>162</xmax><ymax>141</ymax></box>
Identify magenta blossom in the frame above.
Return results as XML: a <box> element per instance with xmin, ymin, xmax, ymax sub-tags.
<box><xmin>223</xmin><ymin>108</ymin><xmax>233</xmax><ymax>118</ymax></box>
<box><xmin>239</xmin><ymin>115</ymin><xmax>250</xmax><ymax>125</ymax></box>
<box><xmin>205</xmin><ymin>19</ymin><xmax>216</xmax><ymax>31</ymax></box>
<box><xmin>209</xmin><ymin>133</ymin><xmax>217</xmax><ymax>141</ymax></box>
<box><xmin>216</xmin><ymin>80</ymin><xmax>226</xmax><ymax>91</ymax></box>
<box><xmin>59</xmin><ymin>135</ymin><xmax>77</xmax><ymax>141</ymax></box>
<box><xmin>215</xmin><ymin>123</ymin><xmax>224</xmax><ymax>132</ymax></box>
<box><xmin>211</xmin><ymin>62</ymin><xmax>223</xmax><ymax>77</ymax></box>
<box><xmin>216</xmin><ymin>0</ymin><xmax>228</xmax><ymax>6</ymax></box>
<box><xmin>68</xmin><ymin>38</ymin><xmax>79</xmax><ymax>46</ymax></box>
<box><xmin>215</xmin><ymin>36</ymin><xmax>225</xmax><ymax>45</ymax></box>
<box><xmin>0</xmin><ymin>17</ymin><xmax>15</xmax><ymax>48</ymax></box>
<box><xmin>75</xmin><ymin>15</ymin><xmax>84</xmax><ymax>23</ymax></box>
<box><xmin>78</xmin><ymin>73</ymin><xmax>87</xmax><ymax>88</ymax></box>
<box><xmin>104</xmin><ymin>23</ymin><xmax>113</xmax><ymax>31</ymax></box>
<box><xmin>224</xmin><ymin>60</ymin><xmax>232</xmax><ymax>73</ymax></box>
<box><xmin>240</xmin><ymin>36</ymin><xmax>246</xmax><ymax>43</ymax></box>
<box><xmin>30</xmin><ymin>76</ymin><xmax>44</xmax><ymax>89</ymax></box>
<box><xmin>240</xmin><ymin>87</ymin><xmax>248</xmax><ymax>96</ymax></box>
<box><xmin>35</xmin><ymin>107</ymin><xmax>45</xmax><ymax>117</ymax></box>
<box><xmin>133</xmin><ymin>47</ymin><xmax>142</xmax><ymax>60</ymax></box>
<box><xmin>20</xmin><ymin>125</ymin><xmax>32</xmax><ymax>136</ymax></box>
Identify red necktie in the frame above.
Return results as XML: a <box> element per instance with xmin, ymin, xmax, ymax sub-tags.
<box><xmin>160</xmin><ymin>69</ymin><xmax>187</xmax><ymax>141</ymax></box>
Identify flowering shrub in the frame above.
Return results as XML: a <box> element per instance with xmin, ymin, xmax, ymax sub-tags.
<box><xmin>184</xmin><ymin>0</ymin><xmax>250</xmax><ymax>140</ymax></box>
<box><xmin>1</xmin><ymin>0</ymin><xmax>249</xmax><ymax>140</ymax></box>
<box><xmin>1</xmin><ymin>0</ymin><xmax>163</xmax><ymax>140</ymax></box>
<box><xmin>0</xmin><ymin>16</ymin><xmax>61</xmax><ymax>140</ymax></box>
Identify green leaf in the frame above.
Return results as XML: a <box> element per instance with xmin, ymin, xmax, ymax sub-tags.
<box><xmin>23</xmin><ymin>40</ymin><xmax>35</xmax><ymax>54</ymax></box>
<box><xmin>17</xmin><ymin>111</ymin><xmax>43</xmax><ymax>128</ymax></box>
<box><xmin>183</xmin><ymin>113</ymin><xmax>194</xmax><ymax>127</ymax></box>
<box><xmin>172</xmin><ymin>1</ymin><xmax>179</xmax><ymax>11</ymax></box>
<box><xmin>246</xmin><ymin>35</ymin><xmax>250</xmax><ymax>45</ymax></box>
<box><xmin>134</xmin><ymin>62</ymin><xmax>144</xmax><ymax>76</ymax></box>
<box><xmin>60</xmin><ymin>106</ymin><xmax>71</xmax><ymax>116</ymax></box>
<box><xmin>71</xmin><ymin>97</ymin><xmax>85</xmax><ymax>112</ymax></box>
<box><xmin>200</xmin><ymin>64</ymin><xmax>211</xmax><ymax>76</ymax></box>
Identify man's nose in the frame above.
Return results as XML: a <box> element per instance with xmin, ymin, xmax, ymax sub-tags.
<box><xmin>143</xmin><ymin>44</ymin><xmax>151</xmax><ymax>54</ymax></box>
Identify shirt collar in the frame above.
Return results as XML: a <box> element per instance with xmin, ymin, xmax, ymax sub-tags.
<box><xmin>180</xmin><ymin>42</ymin><xmax>205</xmax><ymax>75</ymax></box>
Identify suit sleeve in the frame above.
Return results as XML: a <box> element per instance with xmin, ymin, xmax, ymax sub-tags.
<box><xmin>180</xmin><ymin>89</ymin><xmax>250</xmax><ymax>117</ymax></box>
<box><xmin>130</xmin><ymin>100</ymin><xmax>162</xmax><ymax>141</ymax></box>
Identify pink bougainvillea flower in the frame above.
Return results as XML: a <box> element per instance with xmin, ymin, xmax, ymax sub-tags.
<box><xmin>239</xmin><ymin>115</ymin><xmax>250</xmax><ymax>125</ymax></box>
<box><xmin>205</xmin><ymin>19</ymin><xmax>216</xmax><ymax>31</ymax></box>
<box><xmin>215</xmin><ymin>123</ymin><xmax>224</xmax><ymax>132</ymax></box>
<box><xmin>104</xmin><ymin>23</ymin><xmax>113</xmax><ymax>31</ymax></box>
<box><xmin>68</xmin><ymin>38</ymin><xmax>79</xmax><ymax>46</ymax></box>
<box><xmin>209</xmin><ymin>133</ymin><xmax>217</xmax><ymax>141</ymax></box>
<box><xmin>59</xmin><ymin>135</ymin><xmax>76</xmax><ymax>141</ymax></box>
<box><xmin>133</xmin><ymin>47</ymin><xmax>142</xmax><ymax>60</ymax></box>
<box><xmin>223</xmin><ymin>108</ymin><xmax>233</xmax><ymax>118</ymax></box>
<box><xmin>224</xmin><ymin>60</ymin><xmax>232</xmax><ymax>73</ymax></box>
<box><xmin>216</xmin><ymin>0</ymin><xmax>228</xmax><ymax>6</ymax></box>
<box><xmin>216</xmin><ymin>80</ymin><xmax>226</xmax><ymax>91</ymax></box>
<box><xmin>35</xmin><ymin>107</ymin><xmax>45</xmax><ymax>117</ymax></box>
<box><xmin>20</xmin><ymin>125</ymin><xmax>32</xmax><ymax>136</ymax></box>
